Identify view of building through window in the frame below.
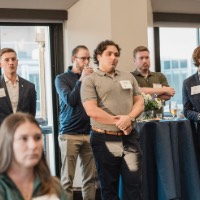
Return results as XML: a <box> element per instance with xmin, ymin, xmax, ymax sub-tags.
<box><xmin>159</xmin><ymin>27</ymin><xmax>199</xmax><ymax>112</ymax></box>
<box><xmin>0</xmin><ymin>26</ymin><xmax>51</xmax><ymax>119</ymax></box>
<box><xmin>0</xmin><ymin>25</ymin><xmax>55</xmax><ymax>174</ymax></box>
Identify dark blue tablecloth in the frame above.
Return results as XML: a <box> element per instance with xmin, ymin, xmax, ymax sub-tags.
<box><xmin>120</xmin><ymin>119</ymin><xmax>200</xmax><ymax>200</ymax></box>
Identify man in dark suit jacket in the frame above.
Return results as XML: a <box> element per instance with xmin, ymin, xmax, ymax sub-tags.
<box><xmin>182</xmin><ymin>45</ymin><xmax>200</xmax><ymax>153</ymax></box>
<box><xmin>0</xmin><ymin>48</ymin><xmax>36</xmax><ymax>125</ymax></box>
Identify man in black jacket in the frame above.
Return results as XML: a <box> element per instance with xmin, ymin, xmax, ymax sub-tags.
<box><xmin>183</xmin><ymin>45</ymin><xmax>200</xmax><ymax>155</ymax></box>
<box><xmin>0</xmin><ymin>48</ymin><xmax>36</xmax><ymax>125</ymax></box>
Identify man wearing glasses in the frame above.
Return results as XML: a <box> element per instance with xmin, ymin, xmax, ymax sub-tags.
<box><xmin>55</xmin><ymin>45</ymin><xmax>97</xmax><ymax>200</ymax></box>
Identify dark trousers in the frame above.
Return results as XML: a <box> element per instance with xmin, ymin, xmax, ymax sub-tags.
<box><xmin>90</xmin><ymin>130</ymin><xmax>143</xmax><ymax>200</ymax></box>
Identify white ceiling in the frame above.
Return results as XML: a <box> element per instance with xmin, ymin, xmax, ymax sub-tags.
<box><xmin>151</xmin><ymin>0</ymin><xmax>200</xmax><ymax>14</ymax></box>
<box><xmin>0</xmin><ymin>0</ymin><xmax>78</xmax><ymax>10</ymax></box>
<box><xmin>0</xmin><ymin>0</ymin><xmax>200</xmax><ymax>14</ymax></box>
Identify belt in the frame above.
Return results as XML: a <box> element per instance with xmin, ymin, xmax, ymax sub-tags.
<box><xmin>92</xmin><ymin>127</ymin><xmax>125</xmax><ymax>136</ymax></box>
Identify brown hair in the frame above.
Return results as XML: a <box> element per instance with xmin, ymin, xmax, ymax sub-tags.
<box><xmin>192</xmin><ymin>46</ymin><xmax>200</xmax><ymax>67</ymax></box>
<box><xmin>0</xmin><ymin>48</ymin><xmax>17</xmax><ymax>58</ymax></box>
<box><xmin>133</xmin><ymin>46</ymin><xmax>149</xmax><ymax>58</ymax></box>
<box><xmin>71</xmin><ymin>45</ymin><xmax>88</xmax><ymax>62</ymax></box>
<box><xmin>0</xmin><ymin>112</ymin><xmax>62</xmax><ymax>197</ymax></box>
<box><xmin>93</xmin><ymin>40</ymin><xmax>121</xmax><ymax>65</ymax></box>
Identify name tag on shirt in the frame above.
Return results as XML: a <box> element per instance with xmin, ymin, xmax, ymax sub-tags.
<box><xmin>32</xmin><ymin>194</ymin><xmax>59</xmax><ymax>200</ymax></box>
<box><xmin>191</xmin><ymin>85</ymin><xmax>200</xmax><ymax>95</ymax></box>
<box><xmin>153</xmin><ymin>83</ymin><xmax>162</xmax><ymax>88</ymax></box>
<box><xmin>120</xmin><ymin>80</ymin><xmax>133</xmax><ymax>89</ymax></box>
<box><xmin>0</xmin><ymin>88</ymin><xmax>6</xmax><ymax>97</ymax></box>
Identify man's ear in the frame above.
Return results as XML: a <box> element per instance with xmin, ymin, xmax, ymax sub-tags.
<box><xmin>71</xmin><ymin>56</ymin><xmax>76</xmax><ymax>63</ymax></box>
<box><xmin>97</xmin><ymin>54</ymin><xmax>101</xmax><ymax>61</ymax></box>
<box><xmin>198</xmin><ymin>58</ymin><xmax>200</xmax><ymax>66</ymax></box>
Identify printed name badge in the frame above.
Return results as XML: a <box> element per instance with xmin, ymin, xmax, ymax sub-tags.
<box><xmin>120</xmin><ymin>80</ymin><xmax>133</xmax><ymax>89</ymax></box>
<box><xmin>191</xmin><ymin>85</ymin><xmax>200</xmax><ymax>95</ymax></box>
<box><xmin>0</xmin><ymin>88</ymin><xmax>6</xmax><ymax>98</ymax></box>
<box><xmin>153</xmin><ymin>83</ymin><xmax>162</xmax><ymax>88</ymax></box>
<box><xmin>32</xmin><ymin>194</ymin><xmax>59</xmax><ymax>200</ymax></box>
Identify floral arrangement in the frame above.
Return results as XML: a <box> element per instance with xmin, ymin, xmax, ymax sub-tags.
<box><xmin>142</xmin><ymin>93</ymin><xmax>163</xmax><ymax>111</ymax></box>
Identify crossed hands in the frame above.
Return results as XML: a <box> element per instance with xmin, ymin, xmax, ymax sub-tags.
<box><xmin>158</xmin><ymin>86</ymin><xmax>175</xmax><ymax>100</ymax></box>
<box><xmin>114</xmin><ymin>115</ymin><xmax>133</xmax><ymax>135</ymax></box>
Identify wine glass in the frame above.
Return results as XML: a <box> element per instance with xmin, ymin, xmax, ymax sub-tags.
<box><xmin>169</xmin><ymin>101</ymin><xmax>178</xmax><ymax>119</ymax></box>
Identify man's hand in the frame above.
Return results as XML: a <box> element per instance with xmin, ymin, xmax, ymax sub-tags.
<box><xmin>114</xmin><ymin>115</ymin><xmax>133</xmax><ymax>135</ymax></box>
<box><xmin>79</xmin><ymin>66</ymin><xmax>93</xmax><ymax>81</ymax></box>
<box><xmin>122</xmin><ymin>125</ymin><xmax>133</xmax><ymax>135</ymax></box>
<box><xmin>163</xmin><ymin>86</ymin><xmax>175</xmax><ymax>97</ymax></box>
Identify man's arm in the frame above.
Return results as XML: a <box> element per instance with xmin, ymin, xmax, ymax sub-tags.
<box><xmin>128</xmin><ymin>95</ymin><xmax>144</xmax><ymax>119</ymax></box>
<box><xmin>29</xmin><ymin>85</ymin><xmax>37</xmax><ymax>116</ymax></box>
<box><xmin>55</xmin><ymin>75</ymin><xmax>81</xmax><ymax>107</ymax></box>
<box><xmin>115</xmin><ymin>95</ymin><xmax>144</xmax><ymax>131</ymax></box>
<box><xmin>83</xmin><ymin>97</ymin><xmax>143</xmax><ymax>135</ymax></box>
<box><xmin>83</xmin><ymin>94</ymin><xmax>144</xmax><ymax>126</ymax></box>
<box><xmin>139</xmin><ymin>86</ymin><xmax>175</xmax><ymax>100</ymax></box>
<box><xmin>55</xmin><ymin>68</ymin><xmax>93</xmax><ymax>107</ymax></box>
<box><xmin>182</xmin><ymin>80</ymin><xmax>198</xmax><ymax>121</ymax></box>
<box><xmin>82</xmin><ymin>100</ymin><xmax>118</xmax><ymax>125</ymax></box>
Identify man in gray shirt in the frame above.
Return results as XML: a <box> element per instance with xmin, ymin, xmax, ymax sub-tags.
<box><xmin>81</xmin><ymin>40</ymin><xmax>144</xmax><ymax>200</ymax></box>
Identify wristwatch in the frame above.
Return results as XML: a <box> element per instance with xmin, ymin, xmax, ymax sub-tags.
<box><xmin>128</xmin><ymin>115</ymin><xmax>137</xmax><ymax>127</ymax></box>
<box><xmin>128</xmin><ymin>115</ymin><xmax>135</xmax><ymax>122</ymax></box>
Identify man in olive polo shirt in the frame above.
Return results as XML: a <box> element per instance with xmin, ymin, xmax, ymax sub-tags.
<box><xmin>131</xmin><ymin>46</ymin><xmax>175</xmax><ymax>100</ymax></box>
<box><xmin>81</xmin><ymin>40</ymin><xmax>144</xmax><ymax>200</ymax></box>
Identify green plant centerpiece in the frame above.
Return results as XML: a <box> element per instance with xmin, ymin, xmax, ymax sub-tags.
<box><xmin>142</xmin><ymin>93</ymin><xmax>163</xmax><ymax>119</ymax></box>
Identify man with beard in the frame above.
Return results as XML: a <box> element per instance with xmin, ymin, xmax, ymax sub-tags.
<box><xmin>131</xmin><ymin>46</ymin><xmax>175</xmax><ymax>100</ymax></box>
<box><xmin>55</xmin><ymin>45</ymin><xmax>97</xmax><ymax>200</ymax></box>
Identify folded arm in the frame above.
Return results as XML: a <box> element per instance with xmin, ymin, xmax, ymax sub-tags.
<box><xmin>82</xmin><ymin>100</ymin><xmax>119</xmax><ymax>125</ymax></box>
<box><xmin>140</xmin><ymin>86</ymin><xmax>175</xmax><ymax>100</ymax></box>
<box><xmin>115</xmin><ymin>95</ymin><xmax>144</xmax><ymax>134</ymax></box>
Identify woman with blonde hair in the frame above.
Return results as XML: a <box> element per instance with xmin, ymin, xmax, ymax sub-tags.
<box><xmin>0</xmin><ymin>112</ymin><xmax>67</xmax><ymax>200</ymax></box>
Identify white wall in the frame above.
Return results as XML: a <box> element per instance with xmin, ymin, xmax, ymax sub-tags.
<box><xmin>110</xmin><ymin>0</ymin><xmax>148</xmax><ymax>71</ymax></box>
<box><xmin>64</xmin><ymin>0</ymin><xmax>151</xmax><ymax>72</ymax></box>
<box><xmin>147</xmin><ymin>0</ymin><xmax>155</xmax><ymax>71</ymax></box>
<box><xmin>64</xmin><ymin>0</ymin><xmax>111</xmax><ymax>71</ymax></box>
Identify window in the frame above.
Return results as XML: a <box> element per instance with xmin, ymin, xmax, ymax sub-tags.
<box><xmin>158</xmin><ymin>27</ymin><xmax>199</xmax><ymax>111</ymax></box>
<box><xmin>0</xmin><ymin>24</ymin><xmax>64</xmax><ymax>176</ymax></box>
<box><xmin>163</xmin><ymin>60</ymin><xmax>171</xmax><ymax>69</ymax></box>
<box><xmin>180</xmin><ymin>59</ymin><xmax>187</xmax><ymax>68</ymax></box>
<box><xmin>0</xmin><ymin>26</ymin><xmax>49</xmax><ymax>119</ymax></box>
<box><xmin>172</xmin><ymin>60</ymin><xmax>178</xmax><ymax>69</ymax></box>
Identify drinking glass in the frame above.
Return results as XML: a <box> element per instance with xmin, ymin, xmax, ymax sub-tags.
<box><xmin>169</xmin><ymin>101</ymin><xmax>178</xmax><ymax>119</ymax></box>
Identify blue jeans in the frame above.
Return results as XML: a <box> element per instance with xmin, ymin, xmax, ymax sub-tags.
<box><xmin>58</xmin><ymin>134</ymin><xmax>97</xmax><ymax>200</ymax></box>
<box><xmin>90</xmin><ymin>130</ymin><xmax>142</xmax><ymax>200</ymax></box>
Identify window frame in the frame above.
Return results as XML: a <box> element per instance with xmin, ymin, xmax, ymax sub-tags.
<box><xmin>0</xmin><ymin>22</ymin><xmax>64</xmax><ymax>177</ymax></box>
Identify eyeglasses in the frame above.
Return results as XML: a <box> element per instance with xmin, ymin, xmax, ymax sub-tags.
<box><xmin>75</xmin><ymin>57</ymin><xmax>91</xmax><ymax>61</ymax></box>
